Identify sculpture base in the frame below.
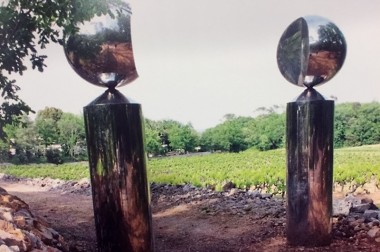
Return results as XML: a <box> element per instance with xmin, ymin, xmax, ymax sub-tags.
<box><xmin>84</xmin><ymin>100</ymin><xmax>154</xmax><ymax>252</ymax></box>
<box><xmin>286</xmin><ymin>100</ymin><xmax>334</xmax><ymax>246</ymax></box>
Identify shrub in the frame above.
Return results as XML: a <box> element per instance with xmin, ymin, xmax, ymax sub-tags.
<box><xmin>45</xmin><ymin>149</ymin><xmax>63</xmax><ymax>165</ymax></box>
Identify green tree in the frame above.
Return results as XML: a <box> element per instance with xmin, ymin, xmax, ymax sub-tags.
<box><xmin>3</xmin><ymin>115</ymin><xmax>42</xmax><ymax>163</ymax></box>
<box><xmin>344</xmin><ymin>102</ymin><xmax>380</xmax><ymax>146</ymax></box>
<box><xmin>200</xmin><ymin>102</ymin><xmax>380</xmax><ymax>152</ymax></box>
<box><xmin>35</xmin><ymin>107</ymin><xmax>63</xmax><ymax>146</ymax></box>
<box><xmin>200</xmin><ymin>115</ymin><xmax>253</xmax><ymax>152</ymax></box>
<box><xmin>200</xmin><ymin>126</ymin><xmax>230</xmax><ymax>152</ymax></box>
<box><xmin>57</xmin><ymin>112</ymin><xmax>86</xmax><ymax>159</ymax></box>
<box><xmin>334</xmin><ymin>102</ymin><xmax>359</xmax><ymax>147</ymax></box>
<box><xmin>144</xmin><ymin>119</ymin><xmax>200</xmax><ymax>155</ymax></box>
<box><xmin>144</xmin><ymin>119</ymin><xmax>162</xmax><ymax>156</ymax></box>
<box><xmin>334</xmin><ymin>102</ymin><xmax>380</xmax><ymax>147</ymax></box>
<box><xmin>0</xmin><ymin>0</ymin><xmax>128</xmax><ymax>139</ymax></box>
<box><xmin>159</xmin><ymin>120</ymin><xmax>199</xmax><ymax>153</ymax></box>
<box><xmin>0</xmin><ymin>139</ymin><xmax>9</xmax><ymax>162</ymax></box>
<box><xmin>167</xmin><ymin>123</ymin><xmax>199</xmax><ymax>152</ymax></box>
<box><xmin>248</xmin><ymin>113</ymin><xmax>285</xmax><ymax>151</ymax></box>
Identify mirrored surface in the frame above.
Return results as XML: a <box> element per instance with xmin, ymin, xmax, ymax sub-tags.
<box><xmin>64</xmin><ymin>5</ymin><xmax>138</xmax><ymax>88</ymax></box>
<box><xmin>277</xmin><ymin>16</ymin><xmax>346</xmax><ymax>88</ymax></box>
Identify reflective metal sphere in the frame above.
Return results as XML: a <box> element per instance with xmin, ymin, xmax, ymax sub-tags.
<box><xmin>277</xmin><ymin>16</ymin><xmax>346</xmax><ymax>88</ymax></box>
<box><xmin>64</xmin><ymin>5</ymin><xmax>138</xmax><ymax>89</ymax></box>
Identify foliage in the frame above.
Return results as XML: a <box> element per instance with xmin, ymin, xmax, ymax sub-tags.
<box><xmin>200</xmin><ymin>115</ymin><xmax>249</xmax><ymax>152</ymax></box>
<box><xmin>200</xmin><ymin>102</ymin><xmax>379</xmax><ymax>152</ymax></box>
<box><xmin>200</xmin><ymin>127</ymin><xmax>228</xmax><ymax>152</ymax></box>
<box><xmin>148</xmin><ymin>148</ymin><xmax>285</xmax><ymax>192</ymax></box>
<box><xmin>57</xmin><ymin>113</ymin><xmax>86</xmax><ymax>159</ymax></box>
<box><xmin>2</xmin><ymin>145</ymin><xmax>379</xmax><ymax>195</ymax></box>
<box><xmin>334</xmin><ymin>102</ymin><xmax>380</xmax><ymax>147</ymax></box>
<box><xmin>200</xmin><ymin>112</ymin><xmax>285</xmax><ymax>152</ymax></box>
<box><xmin>0</xmin><ymin>162</ymin><xmax>88</xmax><ymax>180</ymax></box>
<box><xmin>45</xmin><ymin>148</ymin><xmax>63</xmax><ymax>165</ymax></box>
<box><xmin>35</xmin><ymin>107</ymin><xmax>63</xmax><ymax>146</ymax></box>
<box><xmin>144</xmin><ymin>119</ymin><xmax>200</xmax><ymax>156</ymax></box>
<box><xmin>0</xmin><ymin>107</ymin><xmax>86</xmax><ymax>163</ymax></box>
<box><xmin>2</xmin><ymin>115</ymin><xmax>43</xmax><ymax>163</ymax></box>
<box><xmin>144</xmin><ymin>119</ymin><xmax>163</xmax><ymax>156</ymax></box>
<box><xmin>148</xmin><ymin>145</ymin><xmax>380</xmax><ymax>192</ymax></box>
<box><xmin>0</xmin><ymin>102</ymin><xmax>379</xmax><ymax>163</ymax></box>
<box><xmin>333</xmin><ymin>145</ymin><xmax>380</xmax><ymax>185</ymax></box>
<box><xmin>165</xmin><ymin>122</ymin><xmax>199</xmax><ymax>152</ymax></box>
<box><xmin>248</xmin><ymin>113</ymin><xmax>285</xmax><ymax>151</ymax></box>
<box><xmin>0</xmin><ymin>0</ymin><xmax>128</xmax><ymax>138</ymax></box>
<box><xmin>0</xmin><ymin>139</ymin><xmax>10</xmax><ymax>162</ymax></box>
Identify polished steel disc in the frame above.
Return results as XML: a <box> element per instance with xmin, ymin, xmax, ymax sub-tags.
<box><xmin>277</xmin><ymin>16</ymin><xmax>346</xmax><ymax>88</ymax></box>
<box><xmin>64</xmin><ymin>5</ymin><xmax>138</xmax><ymax>89</ymax></box>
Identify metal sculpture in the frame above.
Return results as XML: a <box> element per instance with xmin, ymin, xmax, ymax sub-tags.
<box><xmin>277</xmin><ymin>16</ymin><xmax>346</xmax><ymax>246</ymax></box>
<box><xmin>64</xmin><ymin>3</ymin><xmax>154</xmax><ymax>251</ymax></box>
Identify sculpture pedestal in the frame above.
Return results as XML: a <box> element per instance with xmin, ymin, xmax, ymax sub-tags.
<box><xmin>83</xmin><ymin>90</ymin><xmax>154</xmax><ymax>251</ymax></box>
<box><xmin>286</xmin><ymin>100</ymin><xmax>334</xmax><ymax>246</ymax></box>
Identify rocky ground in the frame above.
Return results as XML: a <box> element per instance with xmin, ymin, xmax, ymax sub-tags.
<box><xmin>0</xmin><ymin>174</ymin><xmax>380</xmax><ymax>251</ymax></box>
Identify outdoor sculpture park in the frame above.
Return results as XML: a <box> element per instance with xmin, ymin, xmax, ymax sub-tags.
<box><xmin>1</xmin><ymin>1</ymin><xmax>380</xmax><ymax>252</ymax></box>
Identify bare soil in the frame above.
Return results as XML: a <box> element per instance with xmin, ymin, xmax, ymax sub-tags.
<box><xmin>1</xmin><ymin>181</ymin><xmax>380</xmax><ymax>252</ymax></box>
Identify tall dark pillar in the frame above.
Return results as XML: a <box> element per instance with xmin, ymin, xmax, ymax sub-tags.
<box><xmin>83</xmin><ymin>90</ymin><xmax>154</xmax><ymax>252</ymax></box>
<box><xmin>286</xmin><ymin>96</ymin><xmax>334</xmax><ymax>246</ymax></box>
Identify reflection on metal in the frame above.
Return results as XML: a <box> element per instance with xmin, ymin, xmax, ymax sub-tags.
<box><xmin>295</xmin><ymin>88</ymin><xmax>325</xmax><ymax>102</ymax></box>
<box><xmin>277</xmin><ymin>16</ymin><xmax>346</xmax><ymax>88</ymax></box>
<box><xmin>64</xmin><ymin>2</ymin><xmax>154</xmax><ymax>251</ymax></box>
<box><xmin>286</xmin><ymin>101</ymin><xmax>334</xmax><ymax>246</ymax></box>
<box><xmin>277</xmin><ymin>15</ymin><xmax>346</xmax><ymax>247</ymax></box>
<box><xmin>89</xmin><ymin>88</ymin><xmax>131</xmax><ymax>105</ymax></box>
<box><xmin>84</xmin><ymin>102</ymin><xmax>154</xmax><ymax>251</ymax></box>
<box><xmin>64</xmin><ymin>4</ymin><xmax>138</xmax><ymax>88</ymax></box>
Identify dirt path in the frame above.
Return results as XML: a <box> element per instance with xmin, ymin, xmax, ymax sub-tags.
<box><xmin>1</xmin><ymin>181</ymin><xmax>380</xmax><ymax>251</ymax></box>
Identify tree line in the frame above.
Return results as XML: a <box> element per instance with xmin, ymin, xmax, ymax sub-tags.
<box><xmin>0</xmin><ymin>102</ymin><xmax>379</xmax><ymax>164</ymax></box>
<box><xmin>0</xmin><ymin>107</ymin><xmax>86</xmax><ymax>164</ymax></box>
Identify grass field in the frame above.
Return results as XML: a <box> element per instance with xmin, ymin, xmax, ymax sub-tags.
<box><xmin>1</xmin><ymin>145</ymin><xmax>379</xmax><ymax>192</ymax></box>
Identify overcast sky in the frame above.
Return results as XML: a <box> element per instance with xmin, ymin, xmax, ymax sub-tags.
<box><xmin>13</xmin><ymin>0</ymin><xmax>380</xmax><ymax>130</ymax></box>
